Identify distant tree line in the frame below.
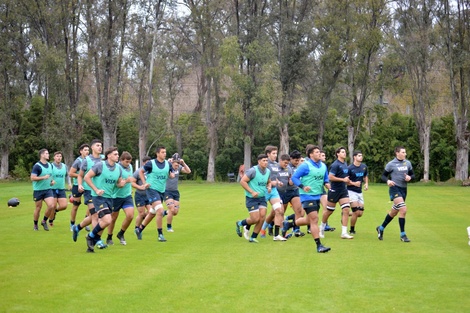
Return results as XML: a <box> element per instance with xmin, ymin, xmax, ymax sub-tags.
<box><xmin>0</xmin><ymin>0</ymin><xmax>468</xmax><ymax>182</ymax></box>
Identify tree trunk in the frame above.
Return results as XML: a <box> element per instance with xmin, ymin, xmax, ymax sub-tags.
<box><xmin>0</xmin><ymin>147</ymin><xmax>9</xmax><ymax>179</ymax></box>
<box><xmin>279</xmin><ymin>122</ymin><xmax>289</xmax><ymax>156</ymax></box>
<box><xmin>244</xmin><ymin>135</ymin><xmax>252</xmax><ymax>170</ymax></box>
<box><xmin>102</xmin><ymin>122</ymin><xmax>116</xmax><ymax>150</ymax></box>
<box><xmin>422</xmin><ymin>125</ymin><xmax>430</xmax><ymax>181</ymax></box>
<box><xmin>347</xmin><ymin>125</ymin><xmax>355</xmax><ymax>162</ymax></box>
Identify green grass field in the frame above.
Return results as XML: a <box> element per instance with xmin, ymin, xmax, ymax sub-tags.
<box><xmin>0</xmin><ymin>181</ymin><xmax>469</xmax><ymax>313</ymax></box>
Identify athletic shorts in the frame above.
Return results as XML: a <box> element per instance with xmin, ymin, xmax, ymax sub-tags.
<box><xmin>279</xmin><ymin>189</ymin><xmax>299</xmax><ymax>204</ymax></box>
<box><xmin>245</xmin><ymin>196</ymin><xmax>267</xmax><ymax>212</ymax></box>
<box><xmin>302</xmin><ymin>199</ymin><xmax>321</xmax><ymax>215</ymax></box>
<box><xmin>348</xmin><ymin>190</ymin><xmax>364</xmax><ymax>205</ymax></box>
<box><xmin>389</xmin><ymin>185</ymin><xmax>407</xmax><ymax>201</ymax></box>
<box><xmin>113</xmin><ymin>195</ymin><xmax>134</xmax><ymax>212</ymax></box>
<box><xmin>327</xmin><ymin>188</ymin><xmax>349</xmax><ymax>204</ymax></box>
<box><xmin>134</xmin><ymin>192</ymin><xmax>150</xmax><ymax>207</ymax></box>
<box><xmin>147</xmin><ymin>188</ymin><xmax>164</xmax><ymax>204</ymax></box>
<box><xmin>92</xmin><ymin>196</ymin><xmax>113</xmax><ymax>211</ymax></box>
<box><xmin>71</xmin><ymin>185</ymin><xmax>84</xmax><ymax>198</ymax></box>
<box><xmin>33</xmin><ymin>189</ymin><xmax>54</xmax><ymax>202</ymax></box>
<box><xmin>83</xmin><ymin>190</ymin><xmax>93</xmax><ymax>205</ymax></box>
<box><xmin>265</xmin><ymin>187</ymin><xmax>280</xmax><ymax>201</ymax></box>
<box><xmin>52</xmin><ymin>189</ymin><xmax>67</xmax><ymax>199</ymax></box>
<box><xmin>164</xmin><ymin>190</ymin><xmax>180</xmax><ymax>201</ymax></box>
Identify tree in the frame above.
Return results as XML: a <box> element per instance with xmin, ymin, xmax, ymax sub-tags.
<box><xmin>438</xmin><ymin>0</ymin><xmax>469</xmax><ymax>180</ymax></box>
<box><xmin>85</xmin><ymin>0</ymin><xmax>130</xmax><ymax>148</ymax></box>
<box><xmin>394</xmin><ymin>0</ymin><xmax>440</xmax><ymax>181</ymax></box>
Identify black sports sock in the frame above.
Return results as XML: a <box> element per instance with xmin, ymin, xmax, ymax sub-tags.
<box><xmin>274</xmin><ymin>225</ymin><xmax>280</xmax><ymax>236</ymax></box>
<box><xmin>399</xmin><ymin>217</ymin><xmax>405</xmax><ymax>233</ymax></box>
<box><xmin>381</xmin><ymin>214</ymin><xmax>394</xmax><ymax>228</ymax></box>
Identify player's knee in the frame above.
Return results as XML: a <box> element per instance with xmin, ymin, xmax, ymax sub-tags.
<box><xmin>73</xmin><ymin>200</ymin><xmax>81</xmax><ymax>206</ymax></box>
<box><xmin>340</xmin><ymin>203</ymin><xmax>350</xmax><ymax>210</ymax></box>
<box><xmin>326</xmin><ymin>206</ymin><xmax>335</xmax><ymax>212</ymax></box>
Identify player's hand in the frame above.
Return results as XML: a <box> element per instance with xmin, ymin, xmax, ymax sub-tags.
<box><xmin>387</xmin><ymin>180</ymin><xmax>395</xmax><ymax>187</ymax></box>
<box><xmin>343</xmin><ymin>176</ymin><xmax>350</xmax><ymax>184</ymax></box>
<box><xmin>251</xmin><ymin>191</ymin><xmax>259</xmax><ymax>198</ymax></box>
<box><xmin>96</xmin><ymin>189</ymin><xmax>105</xmax><ymax>196</ymax></box>
<box><xmin>43</xmin><ymin>174</ymin><xmax>50</xmax><ymax>180</ymax></box>
<box><xmin>50</xmin><ymin>179</ymin><xmax>55</xmax><ymax>186</ymax></box>
<box><xmin>404</xmin><ymin>174</ymin><xmax>411</xmax><ymax>181</ymax></box>
<box><xmin>78</xmin><ymin>185</ymin><xmax>84</xmax><ymax>192</ymax></box>
<box><xmin>303</xmin><ymin>186</ymin><xmax>311</xmax><ymax>192</ymax></box>
<box><xmin>364</xmin><ymin>183</ymin><xmax>368</xmax><ymax>191</ymax></box>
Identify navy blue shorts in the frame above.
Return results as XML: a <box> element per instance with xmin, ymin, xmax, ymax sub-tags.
<box><xmin>134</xmin><ymin>192</ymin><xmax>149</xmax><ymax>207</ymax></box>
<box><xmin>71</xmin><ymin>185</ymin><xmax>83</xmax><ymax>198</ymax></box>
<box><xmin>113</xmin><ymin>195</ymin><xmax>134</xmax><ymax>212</ymax></box>
<box><xmin>84</xmin><ymin>190</ymin><xmax>93</xmax><ymax>205</ymax></box>
<box><xmin>279</xmin><ymin>189</ymin><xmax>299</xmax><ymax>204</ymax></box>
<box><xmin>327</xmin><ymin>188</ymin><xmax>349</xmax><ymax>204</ymax></box>
<box><xmin>33</xmin><ymin>189</ymin><xmax>54</xmax><ymax>202</ymax></box>
<box><xmin>92</xmin><ymin>196</ymin><xmax>113</xmax><ymax>211</ymax></box>
<box><xmin>245</xmin><ymin>196</ymin><xmax>267</xmax><ymax>212</ymax></box>
<box><xmin>389</xmin><ymin>186</ymin><xmax>407</xmax><ymax>201</ymax></box>
<box><xmin>52</xmin><ymin>189</ymin><xmax>67</xmax><ymax>199</ymax></box>
<box><xmin>164</xmin><ymin>190</ymin><xmax>180</xmax><ymax>201</ymax></box>
<box><xmin>147</xmin><ymin>188</ymin><xmax>164</xmax><ymax>204</ymax></box>
<box><xmin>302</xmin><ymin>199</ymin><xmax>321</xmax><ymax>214</ymax></box>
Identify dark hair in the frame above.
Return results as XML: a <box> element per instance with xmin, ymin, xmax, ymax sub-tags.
<box><xmin>353</xmin><ymin>150</ymin><xmax>362</xmax><ymax>157</ymax></box>
<box><xmin>120</xmin><ymin>151</ymin><xmax>132</xmax><ymax>160</ymax></box>
<box><xmin>395</xmin><ymin>146</ymin><xmax>405</xmax><ymax>154</ymax></box>
<box><xmin>335</xmin><ymin>146</ymin><xmax>346</xmax><ymax>156</ymax></box>
<box><xmin>306</xmin><ymin>144</ymin><xmax>320</xmax><ymax>157</ymax></box>
<box><xmin>38</xmin><ymin>148</ymin><xmax>48</xmax><ymax>158</ymax></box>
<box><xmin>142</xmin><ymin>156</ymin><xmax>152</xmax><ymax>163</ymax></box>
<box><xmin>257</xmin><ymin>154</ymin><xmax>268</xmax><ymax>160</ymax></box>
<box><xmin>280</xmin><ymin>154</ymin><xmax>290</xmax><ymax>161</ymax></box>
<box><xmin>54</xmin><ymin>151</ymin><xmax>63</xmax><ymax>157</ymax></box>
<box><xmin>264</xmin><ymin>145</ymin><xmax>278</xmax><ymax>155</ymax></box>
<box><xmin>155</xmin><ymin>146</ymin><xmax>166</xmax><ymax>154</ymax></box>
<box><xmin>79</xmin><ymin>144</ymin><xmax>89</xmax><ymax>153</ymax></box>
<box><xmin>104</xmin><ymin>146</ymin><xmax>118</xmax><ymax>160</ymax></box>
<box><xmin>289</xmin><ymin>150</ymin><xmax>302</xmax><ymax>159</ymax></box>
<box><xmin>90</xmin><ymin>139</ymin><xmax>102</xmax><ymax>147</ymax></box>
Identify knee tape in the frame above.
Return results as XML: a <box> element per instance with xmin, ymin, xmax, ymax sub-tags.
<box><xmin>166</xmin><ymin>201</ymin><xmax>174</xmax><ymax>207</ymax></box>
<box><xmin>98</xmin><ymin>208</ymin><xmax>111</xmax><ymax>218</ymax></box>
<box><xmin>394</xmin><ymin>202</ymin><xmax>406</xmax><ymax>210</ymax></box>
<box><xmin>272</xmin><ymin>202</ymin><xmax>282</xmax><ymax>210</ymax></box>
<box><xmin>73</xmin><ymin>200</ymin><xmax>81</xmax><ymax>206</ymax></box>
<box><xmin>340</xmin><ymin>203</ymin><xmax>350</xmax><ymax>210</ymax></box>
<box><xmin>326</xmin><ymin>206</ymin><xmax>336</xmax><ymax>211</ymax></box>
<box><xmin>149</xmin><ymin>203</ymin><xmax>163</xmax><ymax>214</ymax></box>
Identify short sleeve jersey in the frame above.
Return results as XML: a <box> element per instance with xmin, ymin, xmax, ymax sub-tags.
<box><xmin>133</xmin><ymin>168</ymin><xmax>147</xmax><ymax>195</ymax></box>
<box><xmin>385</xmin><ymin>158</ymin><xmax>413</xmax><ymax>188</ymax></box>
<box><xmin>71</xmin><ymin>157</ymin><xmax>84</xmax><ymax>186</ymax></box>
<box><xmin>329</xmin><ymin>159</ymin><xmax>349</xmax><ymax>191</ymax></box>
<box><xmin>347</xmin><ymin>163</ymin><xmax>368</xmax><ymax>193</ymax></box>
<box><xmin>166</xmin><ymin>165</ymin><xmax>182</xmax><ymax>191</ymax></box>
<box><xmin>276</xmin><ymin>165</ymin><xmax>292</xmax><ymax>193</ymax></box>
<box><xmin>31</xmin><ymin>162</ymin><xmax>52</xmax><ymax>191</ymax></box>
<box><xmin>51</xmin><ymin>162</ymin><xmax>67</xmax><ymax>190</ymax></box>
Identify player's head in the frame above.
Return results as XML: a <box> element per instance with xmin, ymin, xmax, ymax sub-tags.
<box><xmin>257</xmin><ymin>154</ymin><xmax>269</xmax><ymax>169</ymax></box>
<box><xmin>289</xmin><ymin>150</ymin><xmax>302</xmax><ymax>167</ymax></box>
<box><xmin>320</xmin><ymin>150</ymin><xmax>326</xmax><ymax>162</ymax></box>
<box><xmin>53</xmin><ymin>151</ymin><xmax>63</xmax><ymax>162</ymax></box>
<box><xmin>353</xmin><ymin>150</ymin><xmax>363</xmax><ymax>162</ymax></box>
<box><xmin>38</xmin><ymin>148</ymin><xmax>49</xmax><ymax>160</ymax></box>
<box><xmin>306</xmin><ymin>145</ymin><xmax>321</xmax><ymax>161</ymax></box>
<box><xmin>90</xmin><ymin>139</ymin><xmax>103</xmax><ymax>154</ymax></box>
<box><xmin>104</xmin><ymin>146</ymin><xmax>119</xmax><ymax>161</ymax></box>
<box><xmin>265</xmin><ymin>145</ymin><xmax>278</xmax><ymax>161</ymax></box>
<box><xmin>155</xmin><ymin>146</ymin><xmax>167</xmax><ymax>160</ymax></box>
<box><xmin>142</xmin><ymin>156</ymin><xmax>152</xmax><ymax>165</ymax></box>
<box><xmin>395</xmin><ymin>146</ymin><xmax>406</xmax><ymax>160</ymax></box>
<box><xmin>78</xmin><ymin>144</ymin><xmax>90</xmax><ymax>156</ymax></box>
<box><xmin>335</xmin><ymin>146</ymin><xmax>347</xmax><ymax>160</ymax></box>
<box><xmin>120</xmin><ymin>151</ymin><xmax>132</xmax><ymax>166</ymax></box>
<box><xmin>279</xmin><ymin>154</ymin><xmax>290</xmax><ymax>168</ymax></box>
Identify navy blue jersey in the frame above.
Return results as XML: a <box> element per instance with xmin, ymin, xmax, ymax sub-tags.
<box><xmin>329</xmin><ymin>159</ymin><xmax>349</xmax><ymax>191</ymax></box>
<box><xmin>347</xmin><ymin>163</ymin><xmax>368</xmax><ymax>193</ymax></box>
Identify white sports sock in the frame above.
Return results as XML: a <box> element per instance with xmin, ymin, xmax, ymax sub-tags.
<box><xmin>342</xmin><ymin>226</ymin><xmax>347</xmax><ymax>234</ymax></box>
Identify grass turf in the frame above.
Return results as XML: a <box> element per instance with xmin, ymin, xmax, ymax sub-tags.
<box><xmin>0</xmin><ymin>181</ymin><xmax>469</xmax><ymax>312</ymax></box>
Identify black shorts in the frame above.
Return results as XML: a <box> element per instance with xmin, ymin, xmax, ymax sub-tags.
<box><xmin>302</xmin><ymin>200</ymin><xmax>321</xmax><ymax>215</ymax></box>
<box><xmin>327</xmin><ymin>188</ymin><xmax>349</xmax><ymax>204</ymax></box>
<box><xmin>71</xmin><ymin>185</ymin><xmax>83</xmax><ymax>198</ymax></box>
<box><xmin>164</xmin><ymin>190</ymin><xmax>180</xmax><ymax>201</ymax></box>
<box><xmin>389</xmin><ymin>185</ymin><xmax>407</xmax><ymax>201</ymax></box>
<box><xmin>33</xmin><ymin>189</ymin><xmax>54</xmax><ymax>202</ymax></box>
<box><xmin>134</xmin><ymin>192</ymin><xmax>150</xmax><ymax>207</ymax></box>
<box><xmin>52</xmin><ymin>189</ymin><xmax>67</xmax><ymax>199</ymax></box>
<box><xmin>279</xmin><ymin>189</ymin><xmax>299</xmax><ymax>204</ymax></box>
